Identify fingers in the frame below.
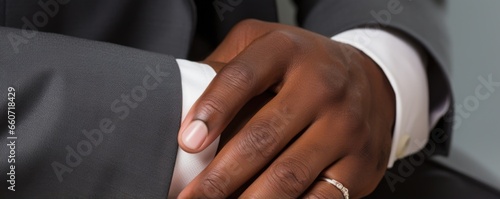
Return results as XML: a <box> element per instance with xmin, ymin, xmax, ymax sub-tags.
<box><xmin>238</xmin><ymin>111</ymin><xmax>387</xmax><ymax>199</ymax></box>
<box><xmin>237</xmin><ymin>118</ymin><xmax>349</xmax><ymax>198</ymax></box>
<box><xmin>178</xmin><ymin>31</ymin><xmax>295</xmax><ymax>153</ymax></box>
<box><xmin>177</xmin><ymin>83</ymin><xmax>320</xmax><ymax>198</ymax></box>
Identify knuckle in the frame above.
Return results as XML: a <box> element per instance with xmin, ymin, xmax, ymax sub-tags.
<box><xmin>200</xmin><ymin>169</ymin><xmax>231</xmax><ymax>198</ymax></box>
<box><xmin>342</xmin><ymin>110</ymin><xmax>367</xmax><ymax>133</ymax></box>
<box><xmin>242</xmin><ymin>118</ymin><xmax>283</xmax><ymax>158</ymax></box>
<box><xmin>329</xmin><ymin>75</ymin><xmax>349</xmax><ymax>98</ymax></box>
<box><xmin>220</xmin><ymin>62</ymin><xmax>255</xmax><ymax>94</ymax></box>
<box><xmin>301</xmin><ymin>65</ymin><xmax>349</xmax><ymax>105</ymax></box>
<box><xmin>267</xmin><ymin>30</ymin><xmax>301</xmax><ymax>51</ymax></box>
<box><xmin>317</xmin><ymin>68</ymin><xmax>349</xmax><ymax>102</ymax></box>
<box><xmin>267</xmin><ymin>157</ymin><xmax>312</xmax><ymax>197</ymax></box>
<box><xmin>197</xmin><ymin>93</ymin><xmax>228</xmax><ymax>117</ymax></box>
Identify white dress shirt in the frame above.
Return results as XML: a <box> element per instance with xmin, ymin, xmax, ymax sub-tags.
<box><xmin>167</xmin><ymin>28</ymin><xmax>449</xmax><ymax>198</ymax></box>
<box><xmin>168</xmin><ymin>59</ymin><xmax>218</xmax><ymax>197</ymax></box>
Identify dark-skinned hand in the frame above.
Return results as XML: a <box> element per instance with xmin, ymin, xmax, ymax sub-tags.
<box><xmin>177</xmin><ymin>19</ymin><xmax>396</xmax><ymax>198</ymax></box>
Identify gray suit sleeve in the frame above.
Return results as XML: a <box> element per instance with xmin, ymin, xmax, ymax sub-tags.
<box><xmin>0</xmin><ymin>26</ymin><xmax>182</xmax><ymax>198</ymax></box>
<box><xmin>294</xmin><ymin>0</ymin><xmax>453</xmax><ymax>157</ymax></box>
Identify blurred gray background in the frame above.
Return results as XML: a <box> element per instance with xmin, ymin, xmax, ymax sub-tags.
<box><xmin>433</xmin><ymin>0</ymin><xmax>500</xmax><ymax>190</ymax></box>
<box><xmin>277</xmin><ymin>0</ymin><xmax>500</xmax><ymax>190</ymax></box>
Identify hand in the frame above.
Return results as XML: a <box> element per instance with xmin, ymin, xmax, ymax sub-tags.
<box><xmin>178</xmin><ymin>19</ymin><xmax>396</xmax><ymax>198</ymax></box>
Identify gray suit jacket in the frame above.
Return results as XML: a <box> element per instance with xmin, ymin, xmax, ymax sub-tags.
<box><xmin>0</xmin><ymin>0</ymin><xmax>451</xmax><ymax>198</ymax></box>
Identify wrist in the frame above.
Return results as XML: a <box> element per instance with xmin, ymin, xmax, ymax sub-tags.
<box><xmin>343</xmin><ymin>43</ymin><xmax>396</xmax><ymax>133</ymax></box>
<box><xmin>362</xmin><ymin>49</ymin><xmax>396</xmax><ymax>133</ymax></box>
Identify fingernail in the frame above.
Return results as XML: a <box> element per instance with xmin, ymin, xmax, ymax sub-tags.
<box><xmin>181</xmin><ymin>120</ymin><xmax>208</xmax><ymax>150</ymax></box>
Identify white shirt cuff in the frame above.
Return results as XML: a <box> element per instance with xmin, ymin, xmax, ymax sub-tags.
<box><xmin>331</xmin><ymin>28</ymin><xmax>430</xmax><ymax>167</ymax></box>
<box><xmin>168</xmin><ymin>59</ymin><xmax>218</xmax><ymax>198</ymax></box>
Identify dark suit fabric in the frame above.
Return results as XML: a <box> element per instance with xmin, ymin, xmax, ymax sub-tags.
<box><xmin>0</xmin><ymin>27</ymin><xmax>182</xmax><ymax>198</ymax></box>
<box><xmin>0</xmin><ymin>0</ymin><xmax>451</xmax><ymax>198</ymax></box>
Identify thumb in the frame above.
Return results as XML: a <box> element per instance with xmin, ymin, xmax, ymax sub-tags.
<box><xmin>178</xmin><ymin>24</ymin><xmax>288</xmax><ymax>153</ymax></box>
<box><xmin>176</xmin><ymin>61</ymin><xmax>253</xmax><ymax>153</ymax></box>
